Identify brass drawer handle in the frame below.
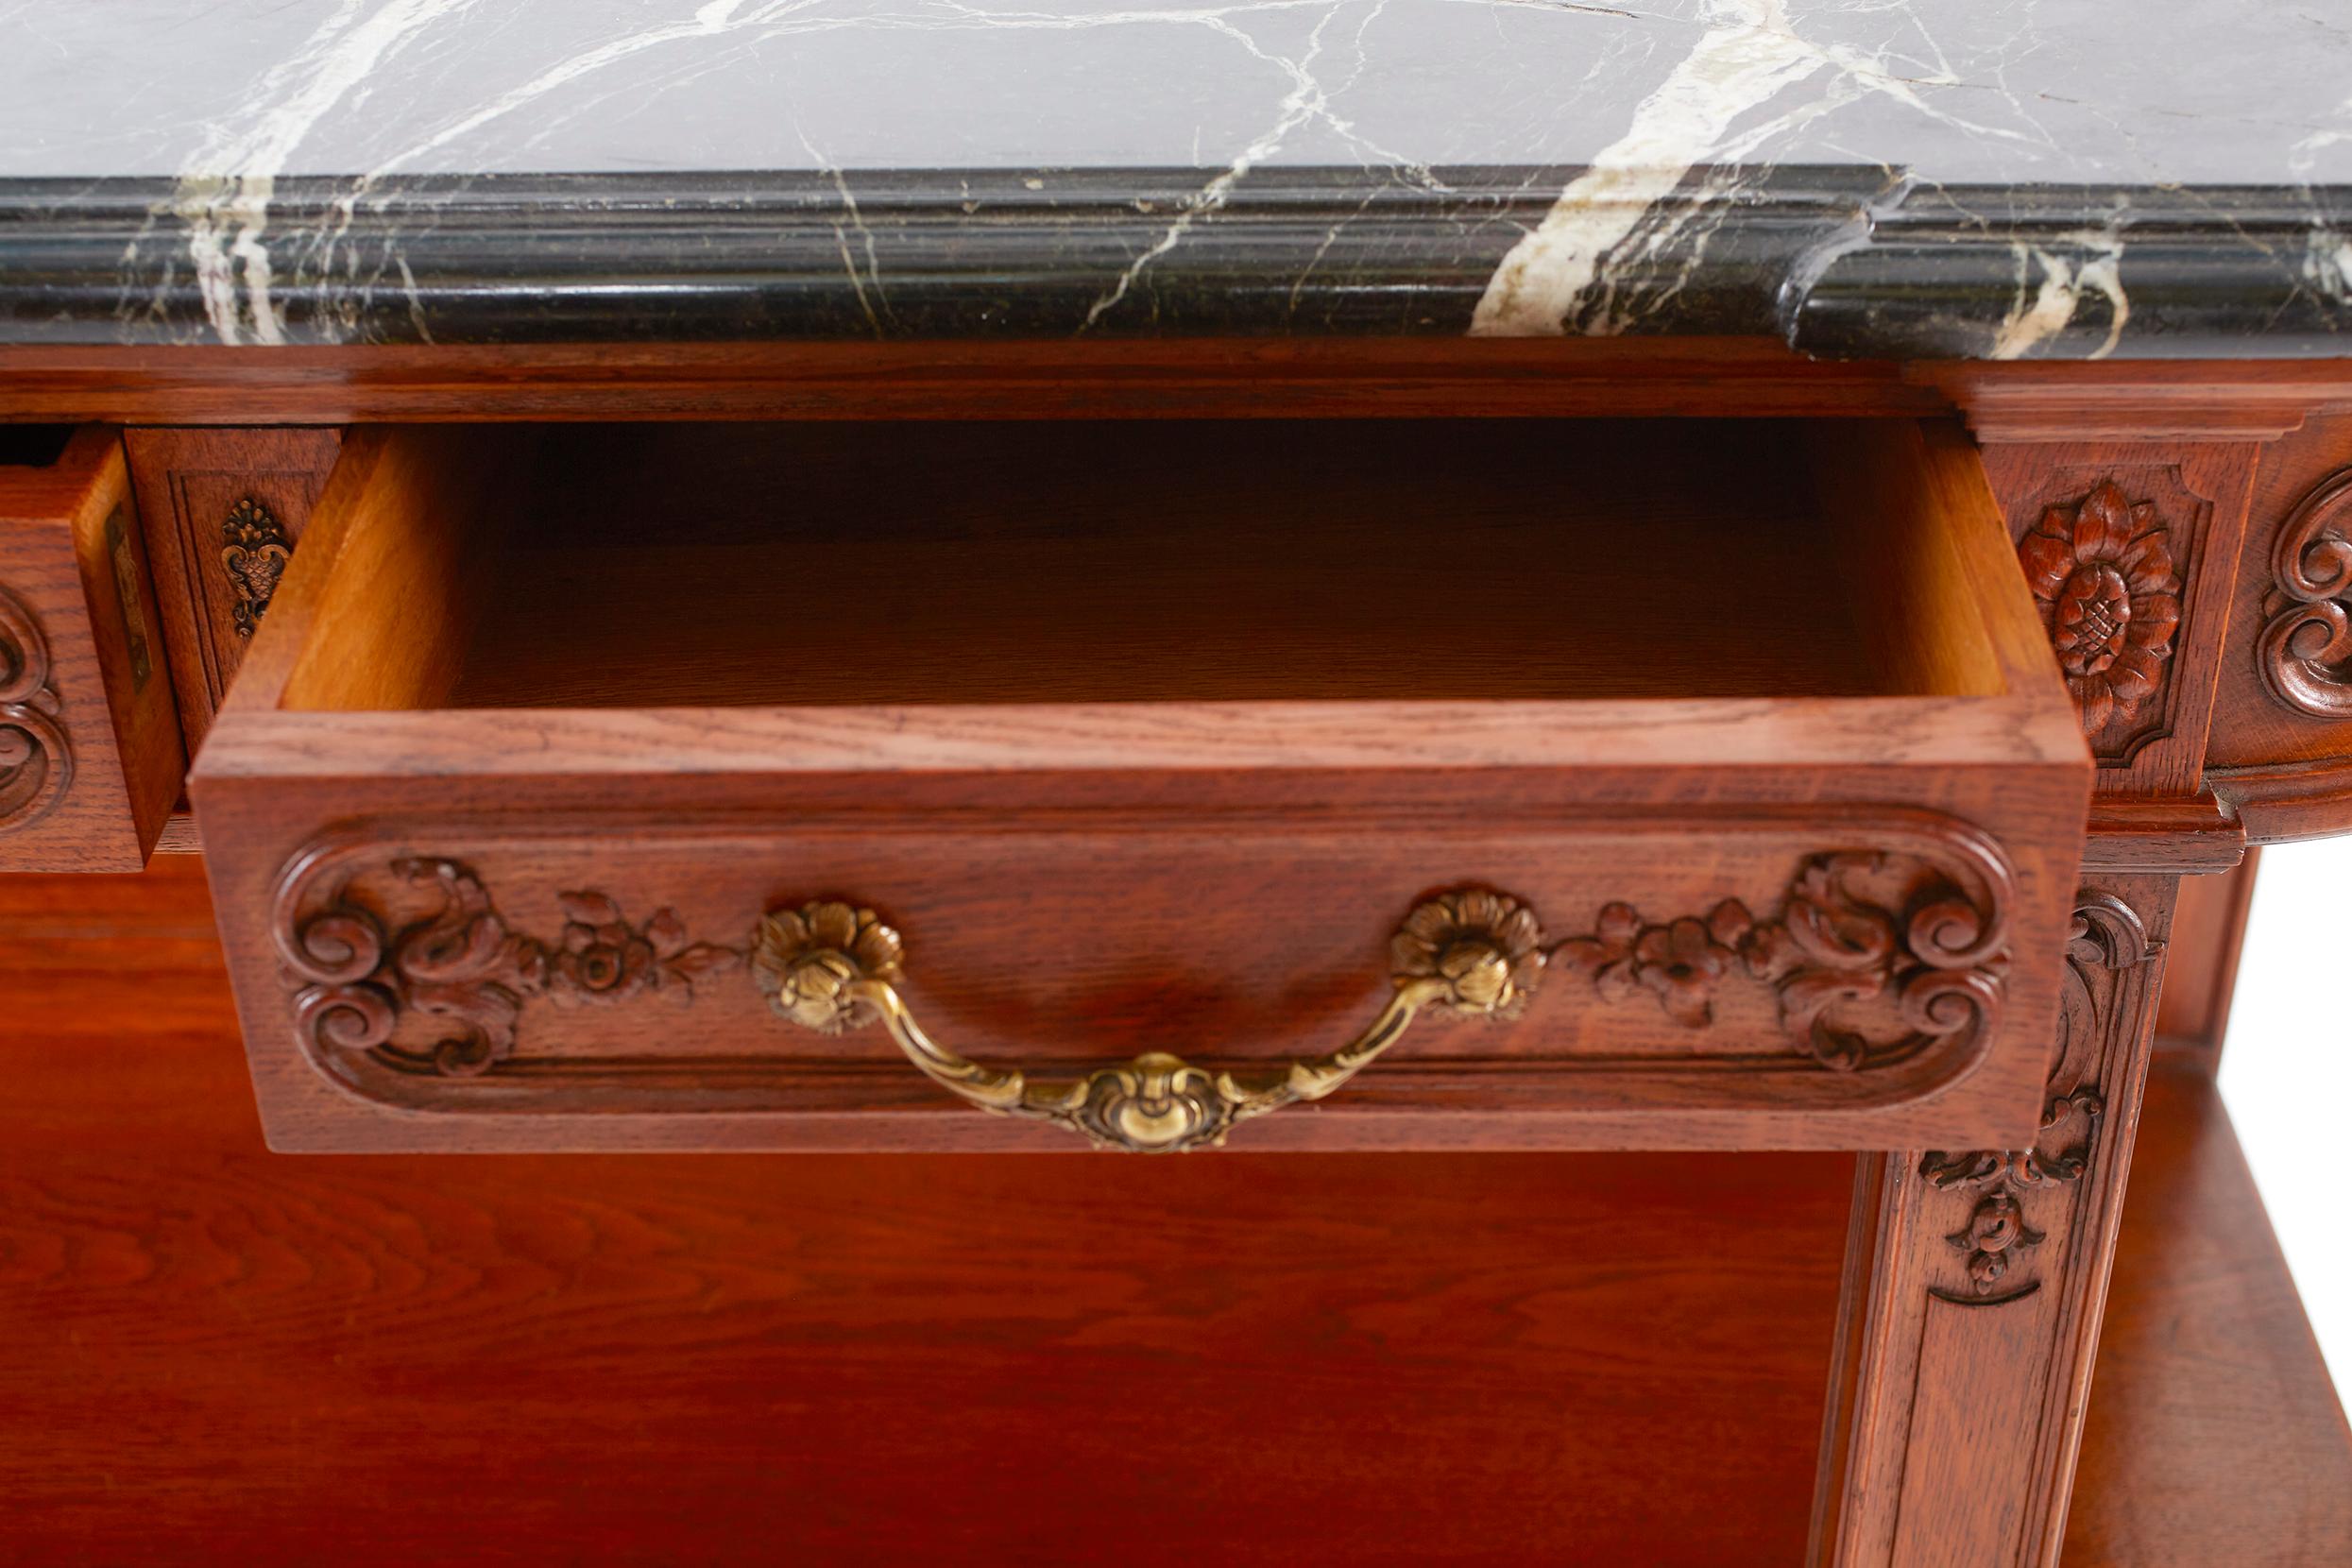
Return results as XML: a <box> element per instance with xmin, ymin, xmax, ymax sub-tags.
<box><xmin>751</xmin><ymin>891</ymin><xmax>1543</xmax><ymax>1152</ymax></box>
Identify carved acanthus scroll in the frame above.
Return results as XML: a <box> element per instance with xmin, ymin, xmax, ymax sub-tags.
<box><xmin>0</xmin><ymin>585</ymin><xmax>71</xmax><ymax>833</ymax></box>
<box><xmin>284</xmin><ymin>857</ymin><xmax>742</xmax><ymax>1077</ymax></box>
<box><xmin>2258</xmin><ymin>466</ymin><xmax>2352</xmax><ymax>718</ymax></box>
<box><xmin>1560</xmin><ymin>850</ymin><xmax>2008</xmax><ymax>1073</ymax></box>
<box><xmin>1917</xmin><ymin>891</ymin><xmax>2153</xmax><ymax>1302</ymax></box>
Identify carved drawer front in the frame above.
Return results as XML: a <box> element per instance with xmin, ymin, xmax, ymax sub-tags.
<box><xmin>0</xmin><ymin>426</ymin><xmax>183</xmax><ymax>870</ymax></box>
<box><xmin>192</xmin><ymin>418</ymin><xmax>2091</xmax><ymax>1152</ymax></box>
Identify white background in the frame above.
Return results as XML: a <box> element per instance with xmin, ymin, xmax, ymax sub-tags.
<box><xmin>2216</xmin><ymin>840</ymin><xmax>2352</xmax><ymax>1393</ymax></box>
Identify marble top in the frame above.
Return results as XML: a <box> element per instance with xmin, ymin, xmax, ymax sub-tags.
<box><xmin>1</xmin><ymin>0</ymin><xmax>2347</xmax><ymax>353</ymax></box>
<box><xmin>7</xmin><ymin>0</ymin><xmax>2348</xmax><ymax>183</ymax></box>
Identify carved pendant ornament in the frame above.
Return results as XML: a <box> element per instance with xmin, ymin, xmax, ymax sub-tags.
<box><xmin>2017</xmin><ymin>480</ymin><xmax>2182</xmax><ymax>735</ymax></box>
<box><xmin>0</xmin><ymin>585</ymin><xmax>72</xmax><ymax>833</ymax></box>
<box><xmin>221</xmin><ymin>495</ymin><xmax>293</xmax><ymax>638</ymax></box>
<box><xmin>1917</xmin><ymin>891</ymin><xmax>2153</xmax><ymax>1304</ymax></box>
<box><xmin>2257</xmin><ymin>466</ymin><xmax>2352</xmax><ymax>718</ymax></box>
<box><xmin>278</xmin><ymin>834</ymin><xmax>2012</xmax><ymax>1151</ymax></box>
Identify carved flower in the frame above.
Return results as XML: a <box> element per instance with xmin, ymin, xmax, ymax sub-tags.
<box><xmin>1634</xmin><ymin>910</ymin><xmax>1750</xmax><ymax>1027</ymax></box>
<box><xmin>1562</xmin><ymin>899</ymin><xmax>1754</xmax><ymax>1027</ymax></box>
<box><xmin>2018</xmin><ymin>481</ymin><xmax>2181</xmax><ymax>733</ymax></box>
<box><xmin>1946</xmin><ymin>1188</ymin><xmax>2044</xmax><ymax>1294</ymax></box>
<box><xmin>548</xmin><ymin>892</ymin><xmax>739</xmax><ymax>1005</ymax></box>
<box><xmin>752</xmin><ymin>901</ymin><xmax>905</xmax><ymax>1033</ymax></box>
<box><xmin>1389</xmin><ymin>889</ymin><xmax>1544</xmax><ymax>1019</ymax></box>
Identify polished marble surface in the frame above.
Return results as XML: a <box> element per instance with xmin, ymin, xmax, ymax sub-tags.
<box><xmin>6</xmin><ymin>0</ymin><xmax>2347</xmax><ymax>182</ymax></box>
<box><xmin>0</xmin><ymin>1</ymin><xmax>2345</xmax><ymax>351</ymax></box>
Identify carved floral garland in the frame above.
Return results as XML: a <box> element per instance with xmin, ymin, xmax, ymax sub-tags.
<box><xmin>283</xmin><ymin>846</ymin><xmax>2006</xmax><ymax>1085</ymax></box>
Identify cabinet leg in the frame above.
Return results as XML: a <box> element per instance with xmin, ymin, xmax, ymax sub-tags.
<box><xmin>1810</xmin><ymin>877</ymin><xmax>2174</xmax><ymax>1568</ymax></box>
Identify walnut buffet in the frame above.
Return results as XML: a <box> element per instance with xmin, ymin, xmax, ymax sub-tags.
<box><xmin>2</xmin><ymin>3</ymin><xmax>2349</xmax><ymax>1562</ymax></box>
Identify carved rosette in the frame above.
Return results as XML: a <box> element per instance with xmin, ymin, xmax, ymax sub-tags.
<box><xmin>221</xmin><ymin>496</ymin><xmax>293</xmax><ymax>638</ymax></box>
<box><xmin>2017</xmin><ymin>480</ymin><xmax>2182</xmax><ymax>736</ymax></box>
<box><xmin>0</xmin><ymin>585</ymin><xmax>72</xmax><ymax>833</ymax></box>
<box><xmin>2257</xmin><ymin>466</ymin><xmax>2352</xmax><ymax>719</ymax></box>
<box><xmin>1560</xmin><ymin>850</ymin><xmax>2008</xmax><ymax>1072</ymax></box>
<box><xmin>283</xmin><ymin>856</ymin><xmax>741</xmax><ymax>1077</ymax></box>
<box><xmin>1917</xmin><ymin>892</ymin><xmax>2152</xmax><ymax>1302</ymax></box>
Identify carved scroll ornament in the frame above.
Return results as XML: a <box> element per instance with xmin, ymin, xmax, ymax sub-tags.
<box><xmin>284</xmin><ymin>858</ymin><xmax>741</xmax><ymax>1078</ymax></box>
<box><xmin>278</xmin><ymin>829</ymin><xmax>2014</xmax><ymax>1150</ymax></box>
<box><xmin>1918</xmin><ymin>891</ymin><xmax>2153</xmax><ymax>1302</ymax></box>
<box><xmin>1558</xmin><ymin>851</ymin><xmax>2008</xmax><ymax>1073</ymax></box>
<box><xmin>2018</xmin><ymin>480</ymin><xmax>2182</xmax><ymax>736</ymax></box>
<box><xmin>2258</xmin><ymin>467</ymin><xmax>2352</xmax><ymax>718</ymax></box>
<box><xmin>0</xmin><ymin>585</ymin><xmax>72</xmax><ymax>833</ymax></box>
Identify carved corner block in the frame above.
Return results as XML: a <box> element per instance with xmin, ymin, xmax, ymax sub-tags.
<box><xmin>1980</xmin><ymin>444</ymin><xmax>2261</xmax><ymax>813</ymax></box>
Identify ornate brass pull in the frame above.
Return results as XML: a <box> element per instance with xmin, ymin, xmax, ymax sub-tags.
<box><xmin>750</xmin><ymin>891</ymin><xmax>1544</xmax><ymax>1152</ymax></box>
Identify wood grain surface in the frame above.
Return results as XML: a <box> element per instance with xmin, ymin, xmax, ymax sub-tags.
<box><xmin>2064</xmin><ymin>1060</ymin><xmax>2352</xmax><ymax>1566</ymax></box>
<box><xmin>2150</xmin><ymin>853</ymin><xmax>2260</xmax><ymax>1066</ymax></box>
<box><xmin>0</xmin><ymin>857</ymin><xmax>1856</xmax><ymax>1566</ymax></box>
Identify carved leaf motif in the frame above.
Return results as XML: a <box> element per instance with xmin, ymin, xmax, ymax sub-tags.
<box><xmin>2018</xmin><ymin>480</ymin><xmax>2182</xmax><ymax>736</ymax></box>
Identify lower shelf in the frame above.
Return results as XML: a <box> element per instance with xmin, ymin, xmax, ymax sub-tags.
<box><xmin>2065</xmin><ymin>1059</ymin><xmax>2352</xmax><ymax>1565</ymax></box>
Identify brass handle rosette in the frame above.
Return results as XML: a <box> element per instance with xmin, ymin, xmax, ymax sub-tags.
<box><xmin>750</xmin><ymin>891</ymin><xmax>1543</xmax><ymax>1153</ymax></box>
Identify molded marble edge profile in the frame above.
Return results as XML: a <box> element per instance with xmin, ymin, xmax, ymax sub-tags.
<box><xmin>0</xmin><ymin>167</ymin><xmax>2343</xmax><ymax>357</ymax></box>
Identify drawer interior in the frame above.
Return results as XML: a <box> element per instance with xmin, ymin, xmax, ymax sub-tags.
<box><xmin>265</xmin><ymin>418</ymin><xmax>2030</xmax><ymax>714</ymax></box>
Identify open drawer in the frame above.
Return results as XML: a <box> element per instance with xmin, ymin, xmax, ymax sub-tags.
<box><xmin>193</xmin><ymin>418</ymin><xmax>2089</xmax><ymax>1152</ymax></box>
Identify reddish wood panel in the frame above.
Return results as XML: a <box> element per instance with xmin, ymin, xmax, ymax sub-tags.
<box><xmin>2064</xmin><ymin>1061</ymin><xmax>2352</xmax><ymax>1566</ymax></box>
<box><xmin>2150</xmin><ymin>852</ymin><xmax>2259</xmax><ymax>1066</ymax></box>
<box><xmin>123</xmin><ymin>427</ymin><xmax>342</xmax><ymax>753</ymax></box>
<box><xmin>0</xmin><ymin>858</ymin><xmax>1854</xmax><ymax>1567</ymax></box>
<box><xmin>0</xmin><ymin>425</ymin><xmax>183</xmax><ymax>870</ymax></box>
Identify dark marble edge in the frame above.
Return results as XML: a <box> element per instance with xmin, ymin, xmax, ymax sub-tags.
<box><xmin>0</xmin><ymin>167</ymin><xmax>2344</xmax><ymax>357</ymax></box>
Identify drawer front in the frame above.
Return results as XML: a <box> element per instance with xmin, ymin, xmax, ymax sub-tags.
<box><xmin>200</xmin><ymin>765</ymin><xmax>2081</xmax><ymax>1153</ymax></box>
<box><xmin>1</xmin><ymin>427</ymin><xmax>181</xmax><ymax>870</ymax></box>
<box><xmin>194</xmin><ymin>418</ymin><xmax>2090</xmax><ymax>1151</ymax></box>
